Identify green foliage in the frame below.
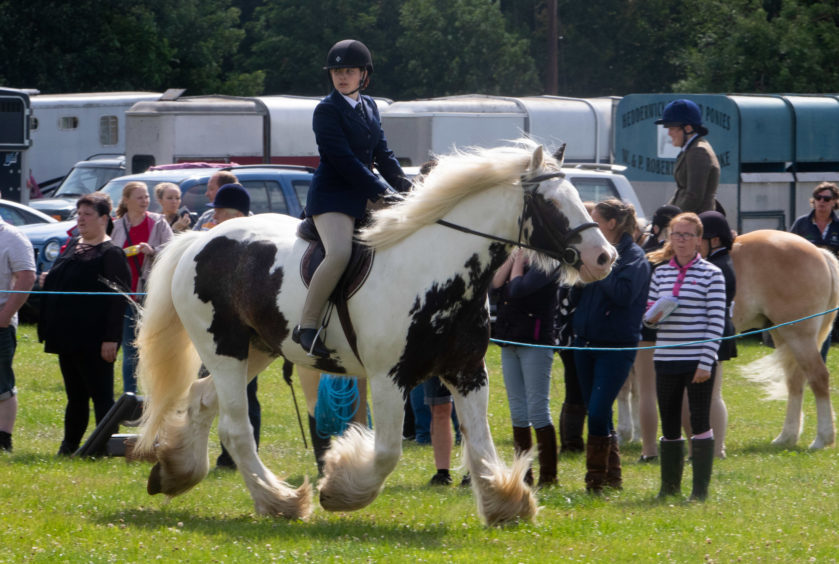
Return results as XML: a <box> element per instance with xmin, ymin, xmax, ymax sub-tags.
<box><xmin>3</xmin><ymin>326</ymin><xmax>839</xmax><ymax>560</ymax></box>
<box><xmin>676</xmin><ymin>0</ymin><xmax>839</xmax><ymax>93</ymax></box>
<box><xmin>397</xmin><ymin>0</ymin><xmax>541</xmax><ymax>98</ymax></box>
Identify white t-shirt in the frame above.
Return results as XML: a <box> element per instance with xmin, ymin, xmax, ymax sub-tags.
<box><xmin>0</xmin><ymin>219</ymin><xmax>36</xmax><ymax>328</ymax></box>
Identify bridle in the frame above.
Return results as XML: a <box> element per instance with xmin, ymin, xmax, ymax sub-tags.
<box><xmin>435</xmin><ymin>171</ymin><xmax>599</xmax><ymax>268</ymax></box>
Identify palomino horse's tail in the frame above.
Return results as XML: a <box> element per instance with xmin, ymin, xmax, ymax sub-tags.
<box><xmin>133</xmin><ymin>232</ymin><xmax>204</xmax><ymax>455</ymax></box>
<box><xmin>741</xmin><ymin>248</ymin><xmax>839</xmax><ymax>400</ymax></box>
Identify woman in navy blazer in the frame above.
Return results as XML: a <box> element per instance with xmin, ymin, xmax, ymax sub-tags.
<box><xmin>294</xmin><ymin>39</ymin><xmax>410</xmax><ymax>357</ymax></box>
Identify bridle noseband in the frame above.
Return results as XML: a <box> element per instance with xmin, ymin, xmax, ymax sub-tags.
<box><xmin>435</xmin><ymin>171</ymin><xmax>599</xmax><ymax>268</ymax></box>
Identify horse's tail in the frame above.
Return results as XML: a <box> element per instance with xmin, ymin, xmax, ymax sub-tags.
<box><xmin>740</xmin><ymin>347</ymin><xmax>794</xmax><ymax>400</ymax></box>
<box><xmin>134</xmin><ymin>232</ymin><xmax>204</xmax><ymax>455</ymax></box>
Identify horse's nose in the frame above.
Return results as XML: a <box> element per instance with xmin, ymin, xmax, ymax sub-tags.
<box><xmin>597</xmin><ymin>251</ymin><xmax>611</xmax><ymax>266</ymax></box>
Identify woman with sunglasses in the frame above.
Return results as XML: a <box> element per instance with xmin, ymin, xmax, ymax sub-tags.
<box><xmin>645</xmin><ymin>212</ymin><xmax>726</xmax><ymax>502</ymax></box>
<box><xmin>790</xmin><ymin>182</ymin><xmax>839</xmax><ymax>256</ymax></box>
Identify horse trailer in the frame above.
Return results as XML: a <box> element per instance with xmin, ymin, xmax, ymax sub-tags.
<box><xmin>379</xmin><ymin>94</ymin><xmax>620</xmax><ymax>166</ymax></box>
<box><xmin>23</xmin><ymin>91</ymin><xmax>162</xmax><ymax>195</ymax></box>
<box><xmin>124</xmin><ymin>94</ymin><xmax>394</xmax><ymax>174</ymax></box>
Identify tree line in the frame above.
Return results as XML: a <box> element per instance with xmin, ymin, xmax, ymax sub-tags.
<box><xmin>0</xmin><ymin>0</ymin><xmax>836</xmax><ymax>100</ymax></box>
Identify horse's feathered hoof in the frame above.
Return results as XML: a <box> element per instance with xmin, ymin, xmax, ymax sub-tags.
<box><xmin>147</xmin><ymin>462</ymin><xmax>163</xmax><ymax>495</ymax></box>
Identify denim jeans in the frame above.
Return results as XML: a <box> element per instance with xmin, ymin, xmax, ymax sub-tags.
<box><xmin>122</xmin><ymin>305</ymin><xmax>139</xmax><ymax>394</ymax></box>
<box><xmin>501</xmin><ymin>345</ymin><xmax>555</xmax><ymax>429</ymax></box>
<box><xmin>409</xmin><ymin>384</ymin><xmax>431</xmax><ymax>443</ymax></box>
<box><xmin>574</xmin><ymin>341</ymin><xmax>637</xmax><ymax>437</ymax></box>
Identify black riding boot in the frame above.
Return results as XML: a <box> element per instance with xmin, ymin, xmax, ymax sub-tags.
<box><xmin>512</xmin><ymin>426</ymin><xmax>534</xmax><ymax>486</ymax></box>
<box><xmin>606</xmin><ymin>433</ymin><xmax>622</xmax><ymax>490</ymax></box>
<box><xmin>559</xmin><ymin>402</ymin><xmax>586</xmax><ymax>454</ymax></box>
<box><xmin>690</xmin><ymin>438</ymin><xmax>714</xmax><ymax>502</ymax></box>
<box><xmin>534</xmin><ymin>424</ymin><xmax>558</xmax><ymax>486</ymax></box>
<box><xmin>658</xmin><ymin>439</ymin><xmax>685</xmax><ymax>498</ymax></box>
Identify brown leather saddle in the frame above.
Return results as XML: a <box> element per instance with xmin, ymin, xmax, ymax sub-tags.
<box><xmin>297</xmin><ymin>217</ymin><xmax>375</xmax><ymax>362</ymax></box>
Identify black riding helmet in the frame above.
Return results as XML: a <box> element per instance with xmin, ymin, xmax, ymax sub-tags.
<box><xmin>324</xmin><ymin>39</ymin><xmax>373</xmax><ymax>92</ymax></box>
<box><xmin>698</xmin><ymin>211</ymin><xmax>733</xmax><ymax>249</ymax></box>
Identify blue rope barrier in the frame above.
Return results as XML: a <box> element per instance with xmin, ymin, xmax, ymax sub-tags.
<box><xmin>4</xmin><ymin>290</ymin><xmax>837</xmax><ymax>353</ymax></box>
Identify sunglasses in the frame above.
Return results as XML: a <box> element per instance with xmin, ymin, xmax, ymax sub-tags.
<box><xmin>814</xmin><ymin>194</ymin><xmax>835</xmax><ymax>202</ymax></box>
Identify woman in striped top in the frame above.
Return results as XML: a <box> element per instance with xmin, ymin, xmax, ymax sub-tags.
<box><xmin>645</xmin><ymin>212</ymin><xmax>726</xmax><ymax>502</ymax></box>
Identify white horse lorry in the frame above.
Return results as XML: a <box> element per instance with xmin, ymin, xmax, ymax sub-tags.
<box><xmin>22</xmin><ymin>90</ymin><xmax>162</xmax><ymax>196</ymax></box>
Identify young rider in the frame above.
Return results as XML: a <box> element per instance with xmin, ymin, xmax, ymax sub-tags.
<box><xmin>293</xmin><ymin>39</ymin><xmax>411</xmax><ymax>357</ymax></box>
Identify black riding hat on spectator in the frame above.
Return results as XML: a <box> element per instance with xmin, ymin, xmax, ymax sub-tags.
<box><xmin>208</xmin><ymin>183</ymin><xmax>250</xmax><ymax>216</ymax></box>
<box><xmin>699</xmin><ymin>210</ymin><xmax>733</xmax><ymax>249</ymax></box>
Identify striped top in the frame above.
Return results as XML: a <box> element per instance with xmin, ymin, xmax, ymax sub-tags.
<box><xmin>648</xmin><ymin>254</ymin><xmax>726</xmax><ymax>371</ymax></box>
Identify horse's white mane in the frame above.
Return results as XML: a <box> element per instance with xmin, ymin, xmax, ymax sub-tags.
<box><xmin>359</xmin><ymin>139</ymin><xmax>559</xmax><ymax>250</ymax></box>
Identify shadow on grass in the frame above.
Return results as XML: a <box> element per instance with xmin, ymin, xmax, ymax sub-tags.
<box><xmin>94</xmin><ymin>505</ymin><xmax>451</xmax><ymax>547</ymax></box>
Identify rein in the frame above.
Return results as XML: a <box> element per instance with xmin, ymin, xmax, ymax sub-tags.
<box><xmin>435</xmin><ymin>171</ymin><xmax>598</xmax><ymax>267</ymax></box>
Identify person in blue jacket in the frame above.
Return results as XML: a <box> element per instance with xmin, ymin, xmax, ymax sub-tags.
<box><xmin>293</xmin><ymin>39</ymin><xmax>411</xmax><ymax>357</ymax></box>
<box><xmin>573</xmin><ymin>199</ymin><xmax>650</xmax><ymax>493</ymax></box>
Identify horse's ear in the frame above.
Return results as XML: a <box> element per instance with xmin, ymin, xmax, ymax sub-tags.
<box><xmin>552</xmin><ymin>143</ymin><xmax>567</xmax><ymax>167</ymax></box>
<box><xmin>529</xmin><ymin>146</ymin><xmax>544</xmax><ymax>172</ymax></box>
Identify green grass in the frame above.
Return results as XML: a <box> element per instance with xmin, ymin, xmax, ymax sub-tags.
<box><xmin>2</xmin><ymin>325</ymin><xmax>839</xmax><ymax>562</ymax></box>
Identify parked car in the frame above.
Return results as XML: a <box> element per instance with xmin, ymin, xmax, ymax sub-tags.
<box><xmin>98</xmin><ymin>163</ymin><xmax>312</xmax><ymax>219</ymax></box>
<box><xmin>0</xmin><ymin>198</ymin><xmax>60</xmax><ymax>227</ymax></box>
<box><xmin>16</xmin><ymin>218</ymin><xmax>76</xmax><ymax>322</ymax></box>
<box><xmin>30</xmin><ymin>154</ymin><xmax>126</xmax><ymax>220</ymax></box>
<box><xmin>561</xmin><ymin>163</ymin><xmax>646</xmax><ymax>223</ymax></box>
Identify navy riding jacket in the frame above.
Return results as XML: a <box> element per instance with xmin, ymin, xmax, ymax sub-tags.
<box><xmin>573</xmin><ymin>232</ymin><xmax>650</xmax><ymax>345</ymax></box>
<box><xmin>306</xmin><ymin>90</ymin><xmax>410</xmax><ymax>219</ymax></box>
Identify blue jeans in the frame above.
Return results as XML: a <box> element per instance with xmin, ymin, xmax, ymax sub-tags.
<box><xmin>410</xmin><ymin>385</ymin><xmax>431</xmax><ymax>443</ymax></box>
<box><xmin>0</xmin><ymin>326</ymin><xmax>16</xmax><ymax>400</ymax></box>
<box><xmin>574</xmin><ymin>341</ymin><xmax>637</xmax><ymax>437</ymax></box>
<box><xmin>501</xmin><ymin>345</ymin><xmax>554</xmax><ymax>429</ymax></box>
<box><xmin>122</xmin><ymin>305</ymin><xmax>139</xmax><ymax>394</ymax></box>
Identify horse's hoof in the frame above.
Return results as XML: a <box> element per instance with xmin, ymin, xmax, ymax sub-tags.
<box><xmin>147</xmin><ymin>462</ymin><xmax>163</xmax><ymax>495</ymax></box>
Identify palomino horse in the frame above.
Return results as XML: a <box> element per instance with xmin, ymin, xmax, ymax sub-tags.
<box><xmin>733</xmin><ymin>230</ymin><xmax>837</xmax><ymax>449</ymax></box>
<box><xmin>132</xmin><ymin>142</ymin><xmax>616</xmax><ymax>525</ymax></box>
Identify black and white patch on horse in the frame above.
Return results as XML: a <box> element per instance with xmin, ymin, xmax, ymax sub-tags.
<box><xmin>133</xmin><ymin>140</ymin><xmax>616</xmax><ymax>526</ymax></box>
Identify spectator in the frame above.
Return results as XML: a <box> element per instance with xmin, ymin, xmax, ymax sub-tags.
<box><xmin>0</xmin><ymin>211</ymin><xmax>36</xmax><ymax>452</ymax></box>
<box><xmin>154</xmin><ymin>182</ymin><xmax>193</xmax><ymax>233</ymax></box>
<box><xmin>645</xmin><ymin>212</ymin><xmax>726</xmax><ymax>501</ymax></box>
<box><xmin>200</xmin><ymin>183</ymin><xmax>262</xmax><ymax>471</ymax></box>
<box><xmin>491</xmin><ymin>248</ymin><xmax>560</xmax><ymax>486</ymax></box>
<box><xmin>193</xmin><ymin>171</ymin><xmax>239</xmax><ymax>231</ymax></box>
<box><xmin>556</xmin><ymin>284</ymin><xmax>585</xmax><ymax>455</ymax></box>
<box><xmin>423</xmin><ymin>376</ymin><xmax>466</xmax><ymax>486</ymax></box>
<box><xmin>789</xmin><ymin>182</ymin><xmax>839</xmax><ymax>255</ymax></box>
<box><xmin>293</xmin><ymin>38</ymin><xmax>411</xmax><ymax>358</ymax></box>
<box><xmin>656</xmin><ymin>99</ymin><xmax>720</xmax><ymax>214</ymax></box>
<box><xmin>574</xmin><ymin>199</ymin><xmax>650</xmax><ymax>493</ymax></box>
<box><xmin>682</xmin><ymin>211</ymin><xmax>734</xmax><ymax>459</ymax></box>
<box><xmin>38</xmin><ymin>193</ymin><xmax>130</xmax><ymax>456</ymax></box>
<box><xmin>633</xmin><ymin>203</ymin><xmax>681</xmax><ymax>463</ymax></box>
<box><xmin>111</xmin><ymin>181</ymin><xmax>173</xmax><ymax>393</ymax></box>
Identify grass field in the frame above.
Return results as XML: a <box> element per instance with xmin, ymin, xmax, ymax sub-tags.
<box><xmin>2</xmin><ymin>324</ymin><xmax>838</xmax><ymax>563</ymax></box>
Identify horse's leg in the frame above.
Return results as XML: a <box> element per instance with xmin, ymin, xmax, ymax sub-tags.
<box><xmin>773</xmin><ymin>361</ymin><xmax>806</xmax><ymax>448</ymax></box>
<box><xmin>794</xmin><ymin>345</ymin><xmax>835</xmax><ymax>450</ymax></box>
<box><xmin>318</xmin><ymin>375</ymin><xmax>402</xmax><ymax>512</ymax></box>
<box><xmin>616</xmin><ymin>372</ymin><xmax>634</xmax><ymax>444</ymax></box>
<box><xmin>147</xmin><ymin>375</ymin><xmax>218</xmax><ymax>497</ymax></box>
<box><xmin>452</xmin><ymin>364</ymin><xmax>537</xmax><ymax>526</ymax></box>
<box><xmin>213</xmin><ymin>351</ymin><xmax>313</xmax><ymax>519</ymax></box>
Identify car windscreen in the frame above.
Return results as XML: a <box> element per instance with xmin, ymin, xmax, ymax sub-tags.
<box><xmin>55</xmin><ymin>166</ymin><xmax>123</xmax><ymax>198</ymax></box>
<box><xmin>567</xmin><ymin>177</ymin><xmax>619</xmax><ymax>203</ymax></box>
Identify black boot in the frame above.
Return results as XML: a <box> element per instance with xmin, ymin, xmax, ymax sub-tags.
<box><xmin>0</xmin><ymin>431</ymin><xmax>11</xmax><ymax>452</ymax></box>
<box><xmin>512</xmin><ymin>426</ymin><xmax>534</xmax><ymax>486</ymax></box>
<box><xmin>308</xmin><ymin>414</ymin><xmax>332</xmax><ymax>476</ymax></box>
<box><xmin>606</xmin><ymin>433</ymin><xmax>622</xmax><ymax>490</ymax></box>
<box><xmin>559</xmin><ymin>402</ymin><xmax>586</xmax><ymax>454</ymax></box>
<box><xmin>585</xmin><ymin>434</ymin><xmax>611</xmax><ymax>493</ymax></box>
<box><xmin>690</xmin><ymin>438</ymin><xmax>714</xmax><ymax>502</ymax></box>
<box><xmin>534</xmin><ymin>424</ymin><xmax>558</xmax><ymax>486</ymax></box>
<box><xmin>658</xmin><ymin>438</ymin><xmax>685</xmax><ymax>498</ymax></box>
<box><xmin>293</xmin><ymin>326</ymin><xmax>334</xmax><ymax>358</ymax></box>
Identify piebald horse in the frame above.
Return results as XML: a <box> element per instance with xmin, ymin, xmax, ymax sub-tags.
<box><xmin>733</xmin><ymin>229</ymin><xmax>837</xmax><ymax>449</ymax></box>
<box><xmin>132</xmin><ymin>142</ymin><xmax>616</xmax><ymax>525</ymax></box>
